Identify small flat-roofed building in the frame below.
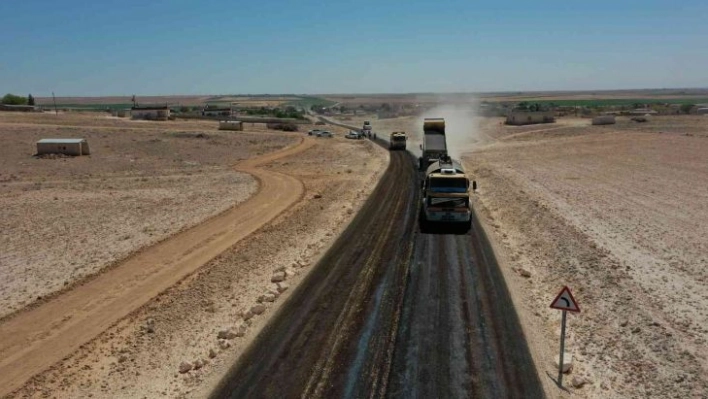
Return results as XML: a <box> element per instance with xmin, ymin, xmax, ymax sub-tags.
<box><xmin>36</xmin><ymin>138</ymin><xmax>90</xmax><ymax>156</ymax></box>
<box><xmin>506</xmin><ymin>109</ymin><xmax>555</xmax><ymax>125</ymax></box>
<box><xmin>218</xmin><ymin>120</ymin><xmax>244</xmax><ymax>131</ymax></box>
<box><xmin>131</xmin><ymin>106</ymin><xmax>170</xmax><ymax>120</ymax></box>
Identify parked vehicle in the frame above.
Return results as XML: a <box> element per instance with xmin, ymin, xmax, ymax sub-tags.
<box><xmin>316</xmin><ymin>131</ymin><xmax>333</xmax><ymax>137</ymax></box>
<box><xmin>345</xmin><ymin>131</ymin><xmax>362</xmax><ymax>139</ymax></box>
<box><xmin>308</xmin><ymin>129</ymin><xmax>322</xmax><ymax>136</ymax></box>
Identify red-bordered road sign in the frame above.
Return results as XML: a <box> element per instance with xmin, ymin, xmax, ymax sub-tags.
<box><xmin>550</xmin><ymin>286</ymin><xmax>580</xmax><ymax>313</ymax></box>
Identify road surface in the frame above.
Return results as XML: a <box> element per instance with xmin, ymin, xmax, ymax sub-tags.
<box><xmin>212</xmin><ymin>135</ymin><xmax>544</xmax><ymax>398</ymax></box>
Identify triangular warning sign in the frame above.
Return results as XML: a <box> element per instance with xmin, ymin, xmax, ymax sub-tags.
<box><xmin>550</xmin><ymin>286</ymin><xmax>580</xmax><ymax>312</ymax></box>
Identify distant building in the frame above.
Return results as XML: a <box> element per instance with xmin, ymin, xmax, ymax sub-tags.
<box><xmin>131</xmin><ymin>106</ymin><xmax>170</xmax><ymax>120</ymax></box>
<box><xmin>630</xmin><ymin>108</ymin><xmax>658</xmax><ymax>115</ymax></box>
<box><xmin>506</xmin><ymin>109</ymin><xmax>555</xmax><ymax>125</ymax></box>
<box><xmin>218</xmin><ymin>120</ymin><xmax>243</xmax><ymax>131</ymax></box>
<box><xmin>696</xmin><ymin>108</ymin><xmax>708</xmax><ymax>115</ymax></box>
<box><xmin>36</xmin><ymin>138</ymin><xmax>90</xmax><ymax>156</ymax></box>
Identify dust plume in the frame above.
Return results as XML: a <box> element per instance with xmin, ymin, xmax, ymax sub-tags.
<box><xmin>417</xmin><ymin>97</ymin><xmax>487</xmax><ymax>160</ymax></box>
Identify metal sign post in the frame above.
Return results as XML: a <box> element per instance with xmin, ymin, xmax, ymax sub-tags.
<box><xmin>550</xmin><ymin>286</ymin><xmax>580</xmax><ymax>386</ymax></box>
<box><xmin>558</xmin><ymin>310</ymin><xmax>567</xmax><ymax>384</ymax></box>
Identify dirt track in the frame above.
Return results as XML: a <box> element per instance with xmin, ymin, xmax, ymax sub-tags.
<box><xmin>212</xmin><ymin>138</ymin><xmax>542</xmax><ymax>397</ymax></box>
<box><xmin>0</xmin><ymin>137</ymin><xmax>315</xmax><ymax>397</ymax></box>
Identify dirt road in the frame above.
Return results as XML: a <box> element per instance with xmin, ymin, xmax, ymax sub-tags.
<box><xmin>0</xmin><ymin>136</ymin><xmax>315</xmax><ymax>397</ymax></box>
<box><xmin>212</xmin><ymin>139</ymin><xmax>542</xmax><ymax>398</ymax></box>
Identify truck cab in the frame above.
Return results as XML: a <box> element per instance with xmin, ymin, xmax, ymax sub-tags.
<box><xmin>420</xmin><ymin>156</ymin><xmax>474</xmax><ymax>231</ymax></box>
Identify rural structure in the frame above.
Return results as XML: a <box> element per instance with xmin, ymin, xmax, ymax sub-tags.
<box><xmin>218</xmin><ymin>120</ymin><xmax>244</xmax><ymax>131</ymax></box>
<box><xmin>36</xmin><ymin>138</ymin><xmax>90</xmax><ymax>156</ymax></box>
<box><xmin>505</xmin><ymin>108</ymin><xmax>555</xmax><ymax>125</ymax></box>
<box><xmin>131</xmin><ymin>106</ymin><xmax>170</xmax><ymax>120</ymax></box>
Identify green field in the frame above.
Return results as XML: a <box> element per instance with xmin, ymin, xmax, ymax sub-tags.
<box><xmin>501</xmin><ymin>98</ymin><xmax>708</xmax><ymax>107</ymax></box>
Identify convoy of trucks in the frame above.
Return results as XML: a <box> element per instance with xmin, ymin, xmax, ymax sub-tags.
<box><xmin>389</xmin><ymin>132</ymin><xmax>407</xmax><ymax>150</ymax></box>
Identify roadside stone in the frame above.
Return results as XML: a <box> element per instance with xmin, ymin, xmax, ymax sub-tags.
<box><xmin>217</xmin><ymin>329</ymin><xmax>237</xmax><ymax>340</ymax></box>
<box><xmin>193</xmin><ymin>359</ymin><xmax>204</xmax><ymax>370</ymax></box>
<box><xmin>269</xmin><ymin>285</ymin><xmax>281</xmax><ymax>297</ymax></box>
<box><xmin>276</xmin><ymin>282</ymin><xmax>290</xmax><ymax>293</ymax></box>
<box><xmin>284</xmin><ymin>268</ymin><xmax>297</xmax><ymax>278</ymax></box>
<box><xmin>620</xmin><ymin>320</ymin><xmax>628</xmax><ymax>327</ymax></box>
<box><xmin>271</xmin><ymin>271</ymin><xmax>286</xmax><ymax>283</ymax></box>
<box><xmin>218</xmin><ymin>339</ymin><xmax>231</xmax><ymax>350</ymax></box>
<box><xmin>235</xmin><ymin>323</ymin><xmax>248</xmax><ymax>337</ymax></box>
<box><xmin>208</xmin><ymin>349</ymin><xmax>217</xmax><ymax>359</ymax></box>
<box><xmin>145</xmin><ymin>318</ymin><xmax>155</xmax><ymax>333</ymax></box>
<box><xmin>554</xmin><ymin>353</ymin><xmax>573</xmax><ymax>373</ymax></box>
<box><xmin>250</xmin><ymin>304</ymin><xmax>266</xmax><ymax>315</ymax></box>
<box><xmin>242</xmin><ymin>310</ymin><xmax>254</xmax><ymax>321</ymax></box>
<box><xmin>572</xmin><ymin>376</ymin><xmax>587</xmax><ymax>388</ymax></box>
<box><xmin>632</xmin><ymin>327</ymin><xmax>641</xmax><ymax>334</ymax></box>
<box><xmin>519</xmin><ymin>268</ymin><xmax>532</xmax><ymax>278</ymax></box>
<box><xmin>179</xmin><ymin>362</ymin><xmax>192</xmax><ymax>374</ymax></box>
<box><xmin>313</xmin><ymin>193</ymin><xmax>322</xmax><ymax>199</ymax></box>
<box><xmin>262</xmin><ymin>292</ymin><xmax>277</xmax><ymax>302</ymax></box>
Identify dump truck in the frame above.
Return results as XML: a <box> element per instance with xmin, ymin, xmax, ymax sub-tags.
<box><xmin>419</xmin><ymin>154</ymin><xmax>476</xmax><ymax>232</ymax></box>
<box><xmin>418</xmin><ymin>118</ymin><xmax>447</xmax><ymax>171</ymax></box>
<box><xmin>362</xmin><ymin>121</ymin><xmax>372</xmax><ymax>133</ymax></box>
<box><xmin>389</xmin><ymin>131</ymin><xmax>407</xmax><ymax>150</ymax></box>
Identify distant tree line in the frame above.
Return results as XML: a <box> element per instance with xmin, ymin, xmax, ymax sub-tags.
<box><xmin>2</xmin><ymin>93</ymin><xmax>35</xmax><ymax>105</ymax></box>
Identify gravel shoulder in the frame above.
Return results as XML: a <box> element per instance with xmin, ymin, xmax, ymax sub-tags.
<box><xmin>465</xmin><ymin>116</ymin><xmax>708</xmax><ymax>397</ymax></box>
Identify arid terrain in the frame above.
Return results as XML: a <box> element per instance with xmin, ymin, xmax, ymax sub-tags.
<box><xmin>0</xmin><ymin>112</ymin><xmax>387</xmax><ymax>398</ymax></box>
<box><xmin>333</xmin><ymin>113</ymin><xmax>708</xmax><ymax>398</ymax></box>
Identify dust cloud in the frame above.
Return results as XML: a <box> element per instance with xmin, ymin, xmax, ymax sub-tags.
<box><xmin>415</xmin><ymin>98</ymin><xmax>487</xmax><ymax>160</ymax></box>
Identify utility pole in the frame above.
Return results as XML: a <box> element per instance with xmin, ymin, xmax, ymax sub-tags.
<box><xmin>52</xmin><ymin>92</ymin><xmax>58</xmax><ymax>115</ymax></box>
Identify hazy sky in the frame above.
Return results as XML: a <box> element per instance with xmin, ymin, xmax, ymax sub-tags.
<box><xmin>1</xmin><ymin>0</ymin><xmax>706</xmax><ymax>96</ymax></box>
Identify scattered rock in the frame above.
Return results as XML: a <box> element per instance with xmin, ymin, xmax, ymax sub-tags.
<box><xmin>235</xmin><ymin>323</ymin><xmax>248</xmax><ymax>337</ymax></box>
<box><xmin>632</xmin><ymin>327</ymin><xmax>641</xmax><ymax>334</ymax></box>
<box><xmin>276</xmin><ymin>282</ymin><xmax>290</xmax><ymax>293</ymax></box>
<box><xmin>313</xmin><ymin>193</ymin><xmax>322</xmax><ymax>199</ymax></box>
<box><xmin>217</xmin><ymin>329</ymin><xmax>237</xmax><ymax>340</ymax></box>
<box><xmin>519</xmin><ymin>268</ymin><xmax>532</xmax><ymax>278</ymax></box>
<box><xmin>208</xmin><ymin>349</ymin><xmax>217</xmax><ymax>359</ymax></box>
<box><xmin>250</xmin><ymin>304</ymin><xmax>266</xmax><ymax>315</ymax></box>
<box><xmin>572</xmin><ymin>376</ymin><xmax>587</xmax><ymax>388</ymax></box>
<box><xmin>620</xmin><ymin>320</ymin><xmax>628</xmax><ymax>327</ymax></box>
<box><xmin>284</xmin><ymin>268</ymin><xmax>297</xmax><ymax>278</ymax></box>
<box><xmin>554</xmin><ymin>353</ymin><xmax>573</xmax><ymax>373</ymax></box>
<box><xmin>218</xmin><ymin>339</ymin><xmax>231</xmax><ymax>350</ymax></box>
<box><xmin>193</xmin><ymin>359</ymin><xmax>204</xmax><ymax>370</ymax></box>
<box><xmin>145</xmin><ymin>318</ymin><xmax>155</xmax><ymax>333</ymax></box>
<box><xmin>242</xmin><ymin>310</ymin><xmax>254</xmax><ymax>321</ymax></box>
<box><xmin>178</xmin><ymin>362</ymin><xmax>192</xmax><ymax>374</ymax></box>
<box><xmin>118</xmin><ymin>355</ymin><xmax>128</xmax><ymax>363</ymax></box>
<box><xmin>271</xmin><ymin>271</ymin><xmax>286</xmax><ymax>283</ymax></box>
<box><xmin>262</xmin><ymin>292</ymin><xmax>277</xmax><ymax>302</ymax></box>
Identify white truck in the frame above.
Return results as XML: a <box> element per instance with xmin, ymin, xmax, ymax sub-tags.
<box><xmin>419</xmin><ymin>155</ymin><xmax>476</xmax><ymax>232</ymax></box>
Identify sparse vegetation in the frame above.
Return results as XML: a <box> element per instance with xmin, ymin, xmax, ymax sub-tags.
<box><xmin>2</xmin><ymin>93</ymin><xmax>28</xmax><ymax>105</ymax></box>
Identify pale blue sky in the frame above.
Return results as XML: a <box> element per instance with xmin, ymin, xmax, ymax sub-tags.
<box><xmin>1</xmin><ymin>0</ymin><xmax>706</xmax><ymax>96</ymax></box>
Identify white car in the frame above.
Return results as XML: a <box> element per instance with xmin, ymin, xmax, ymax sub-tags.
<box><xmin>308</xmin><ymin>129</ymin><xmax>322</xmax><ymax>136</ymax></box>
<box><xmin>345</xmin><ymin>131</ymin><xmax>361</xmax><ymax>139</ymax></box>
<box><xmin>316</xmin><ymin>131</ymin><xmax>333</xmax><ymax>137</ymax></box>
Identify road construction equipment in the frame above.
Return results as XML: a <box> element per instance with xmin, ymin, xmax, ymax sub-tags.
<box><xmin>418</xmin><ymin>118</ymin><xmax>447</xmax><ymax>171</ymax></box>
<box><xmin>420</xmin><ymin>154</ymin><xmax>475</xmax><ymax>231</ymax></box>
<box><xmin>389</xmin><ymin>132</ymin><xmax>407</xmax><ymax>150</ymax></box>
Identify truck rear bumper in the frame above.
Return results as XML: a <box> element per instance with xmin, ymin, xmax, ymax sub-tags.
<box><xmin>423</xmin><ymin>210</ymin><xmax>471</xmax><ymax>223</ymax></box>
